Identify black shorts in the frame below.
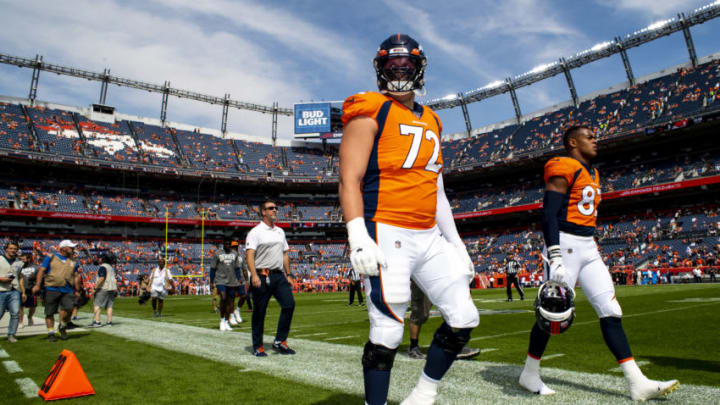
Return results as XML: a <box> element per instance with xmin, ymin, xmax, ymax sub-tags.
<box><xmin>216</xmin><ymin>285</ymin><xmax>238</xmax><ymax>298</ymax></box>
<box><xmin>44</xmin><ymin>290</ymin><xmax>75</xmax><ymax>316</ymax></box>
<box><xmin>23</xmin><ymin>289</ymin><xmax>38</xmax><ymax>308</ymax></box>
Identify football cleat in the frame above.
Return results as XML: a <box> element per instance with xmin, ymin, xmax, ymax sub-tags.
<box><xmin>408</xmin><ymin>346</ymin><xmax>425</xmax><ymax>359</ymax></box>
<box><xmin>229</xmin><ymin>314</ymin><xmax>238</xmax><ymax>325</ymax></box>
<box><xmin>456</xmin><ymin>345</ymin><xmax>481</xmax><ymax>360</ymax></box>
<box><xmin>59</xmin><ymin>326</ymin><xmax>68</xmax><ymax>340</ymax></box>
<box><xmin>535</xmin><ymin>281</ymin><xmax>575</xmax><ymax>335</ymax></box>
<box><xmin>272</xmin><ymin>341</ymin><xmax>296</xmax><ymax>355</ymax></box>
<box><xmin>519</xmin><ymin>369</ymin><xmax>556</xmax><ymax>396</ymax></box>
<box><xmin>253</xmin><ymin>347</ymin><xmax>268</xmax><ymax>357</ymax></box>
<box><xmin>630</xmin><ymin>378</ymin><xmax>679</xmax><ymax>402</ymax></box>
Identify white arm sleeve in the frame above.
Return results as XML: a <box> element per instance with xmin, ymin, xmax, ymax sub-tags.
<box><xmin>435</xmin><ymin>173</ymin><xmax>463</xmax><ymax>246</ymax></box>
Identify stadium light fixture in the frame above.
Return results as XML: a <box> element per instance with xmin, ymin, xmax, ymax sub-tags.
<box><xmin>525</xmin><ymin>61</ymin><xmax>558</xmax><ymax>76</ymax></box>
<box><xmin>647</xmin><ymin>18</ymin><xmax>673</xmax><ymax>31</ymax></box>
<box><xmin>590</xmin><ymin>41</ymin><xmax>613</xmax><ymax>52</ymax></box>
<box><xmin>482</xmin><ymin>80</ymin><xmax>505</xmax><ymax>90</ymax></box>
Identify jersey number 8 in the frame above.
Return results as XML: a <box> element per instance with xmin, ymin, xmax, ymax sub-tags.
<box><xmin>578</xmin><ymin>185</ymin><xmax>600</xmax><ymax>216</ymax></box>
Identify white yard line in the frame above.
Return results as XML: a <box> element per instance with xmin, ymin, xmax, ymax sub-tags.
<box><xmin>15</xmin><ymin>378</ymin><xmax>40</xmax><ymax>398</ymax></box>
<box><xmin>94</xmin><ymin>315</ymin><xmax>719</xmax><ymax>405</ymax></box>
<box><xmin>3</xmin><ymin>360</ymin><xmax>23</xmax><ymax>373</ymax></box>
<box><xmin>294</xmin><ymin>332</ymin><xmax>328</xmax><ymax>338</ymax></box>
<box><xmin>324</xmin><ymin>335</ymin><xmax>357</xmax><ymax>341</ymax></box>
<box><xmin>542</xmin><ymin>354</ymin><xmax>565</xmax><ymax>360</ymax></box>
<box><xmin>0</xmin><ymin>349</ymin><xmax>9</xmax><ymax>358</ymax></box>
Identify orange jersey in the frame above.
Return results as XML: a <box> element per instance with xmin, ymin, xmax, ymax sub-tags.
<box><xmin>342</xmin><ymin>91</ymin><xmax>443</xmax><ymax>230</ymax></box>
<box><xmin>544</xmin><ymin>156</ymin><xmax>601</xmax><ymax>236</ymax></box>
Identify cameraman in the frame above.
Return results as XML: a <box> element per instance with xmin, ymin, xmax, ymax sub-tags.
<box><xmin>90</xmin><ymin>252</ymin><xmax>119</xmax><ymax>327</ymax></box>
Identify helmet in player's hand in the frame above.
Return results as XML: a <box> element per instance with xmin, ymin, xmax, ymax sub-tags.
<box><xmin>534</xmin><ymin>281</ymin><xmax>575</xmax><ymax>335</ymax></box>
<box><xmin>373</xmin><ymin>33</ymin><xmax>427</xmax><ymax>93</ymax></box>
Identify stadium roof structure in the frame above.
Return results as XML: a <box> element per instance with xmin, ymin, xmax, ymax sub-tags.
<box><xmin>0</xmin><ymin>1</ymin><xmax>719</xmax><ymax>139</ymax></box>
<box><xmin>425</xmin><ymin>1</ymin><xmax>720</xmax><ymax>133</ymax></box>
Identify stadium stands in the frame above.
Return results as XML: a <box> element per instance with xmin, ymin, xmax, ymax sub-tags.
<box><xmin>0</xmin><ymin>102</ymin><xmax>36</xmax><ymax>151</ymax></box>
<box><xmin>2</xmin><ymin>57</ymin><xmax>718</xmax><ymax>177</ymax></box>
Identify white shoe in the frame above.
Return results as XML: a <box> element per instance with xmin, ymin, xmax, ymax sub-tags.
<box><xmin>229</xmin><ymin>314</ymin><xmax>239</xmax><ymax>326</ymax></box>
<box><xmin>233</xmin><ymin>309</ymin><xmax>243</xmax><ymax>323</ymax></box>
<box><xmin>630</xmin><ymin>378</ymin><xmax>679</xmax><ymax>401</ymax></box>
<box><xmin>400</xmin><ymin>387</ymin><xmax>437</xmax><ymax>405</ymax></box>
<box><xmin>219</xmin><ymin>319</ymin><xmax>226</xmax><ymax>331</ymax></box>
<box><xmin>519</xmin><ymin>369</ymin><xmax>556</xmax><ymax>395</ymax></box>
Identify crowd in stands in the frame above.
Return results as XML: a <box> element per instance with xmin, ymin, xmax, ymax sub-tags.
<box><xmin>1</xmin><ymin>140</ymin><xmax>718</xmax><ymax>221</ymax></box>
<box><xmin>2</xmin><ymin>203</ymin><xmax>717</xmax><ymax>299</ymax></box>
<box><xmin>464</xmin><ymin>206</ymin><xmax>720</xmax><ymax>279</ymax></box>
<box><xmin>0</xmin><ymin>236</ymin><xmax>351</xmax><ymax>296</ymax></box>
<box><xmin>2</xmin><ymin>59</ymin><xmax>718</xmax><ymax>178</ymax></box>
<box><xmin>446</xmin><ymin>59</ymin><xmax>720</xmax><ymax>168</ymax></box>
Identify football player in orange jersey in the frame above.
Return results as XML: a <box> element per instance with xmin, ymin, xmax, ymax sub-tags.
<box><xmin>339</xmin><ymin>34</ymin><xmax>479</xmax><ymax>405</ymax></box>
<box><xmin>519</xmin><ymin>126</ymin><xmax>679</xmax><ymax>401</ymax></box>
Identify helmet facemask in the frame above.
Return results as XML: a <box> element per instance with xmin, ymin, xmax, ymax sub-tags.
<box><xmin>373</xmin><ymin>34</ymin><xmax>427</xmax><ymax>94</ymax></box>
<box><xmin>380</xmin><ymin>57</ymin><xmax>418</xmax><ymax>92</ymax></box>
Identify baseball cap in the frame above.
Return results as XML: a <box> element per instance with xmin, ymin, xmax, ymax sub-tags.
<box><xmin>58</xmin><ymin>240</ymin><xmax>77</xmax><ymax>249</ymax></box>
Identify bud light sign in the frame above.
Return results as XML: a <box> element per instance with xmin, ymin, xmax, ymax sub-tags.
<box><xmin>294</xmin><ymin>103</ymin><xmax>331</xmax><ymax>134</ymax></box>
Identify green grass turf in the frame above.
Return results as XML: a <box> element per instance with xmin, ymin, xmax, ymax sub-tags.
<box><xmin>1</xmin><ymin>283</ymin><xmax>718</xmax><ymax>403</ymax></box>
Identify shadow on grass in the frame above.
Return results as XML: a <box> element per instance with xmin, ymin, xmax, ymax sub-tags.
<box><xmin>311</xmin><ymin>393</ymin><xmax>388</xmax><ymax>405</ymax></box>
<box><xmin>642</xmin><ymin>355</ymin><xmax>720</xmax><ymax>373</ymax></box>
<box><xmin>478</xmin><ymin>364</ymin><xmax>626</xmax><ymax>399</ymax></box>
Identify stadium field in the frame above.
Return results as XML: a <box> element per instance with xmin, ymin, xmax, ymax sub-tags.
<box><xmin>1</xmin><ymin>283</ymin><xmax>718</xmax><ymax>404</ymax></box>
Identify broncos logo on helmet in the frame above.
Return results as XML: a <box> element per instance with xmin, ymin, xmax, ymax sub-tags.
<box><xmin>535</xmin><ymin>281</ymin><xmax>575</xmax><ymax>335</ymax></box>
<box><xmin>373</xmin><ymin>33</ymin><xmax>427</xmax><ymax>93</ymax></box>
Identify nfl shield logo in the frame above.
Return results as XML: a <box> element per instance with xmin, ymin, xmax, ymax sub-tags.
<box><xmin>395</xmin><ymin>241</ymin><xmax>402</xmax><ymax>249</ymax></box>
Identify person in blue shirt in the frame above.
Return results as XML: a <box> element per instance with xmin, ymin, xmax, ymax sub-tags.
<box><xmin>32</xmin><ymin>240</ymin><xmax>81</xmax><ymax>342</ymax></box>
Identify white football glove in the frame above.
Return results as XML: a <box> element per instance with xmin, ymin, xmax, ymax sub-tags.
<box><xmin>453</xmin><ymin>243</ymin><xmax>476</xmax><ymax>284</ymax></box>
<box><xmin>547</xmin><ymin>245</ymin><xmax>568</xmax><ymax>286</ymax></box>
<box><xmin>347</xmin><ymin>217</ymin><xmax>387</xmax><ymax>276</ymax></box>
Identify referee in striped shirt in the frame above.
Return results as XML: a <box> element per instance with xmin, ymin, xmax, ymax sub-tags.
<box><xmin>347</xmin><ymin>266</ymin><xmax>363</xmax><ymax>306</ymax></box>
<box><xmin>505</xmin><ymin>252</ymin><xmax>524</xmax><ymax>302</ymax></box>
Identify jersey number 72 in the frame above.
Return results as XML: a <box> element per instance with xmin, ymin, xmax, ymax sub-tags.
<box><xmin>399</xmin><ymin>124</ymin><xmax>442</xmax><ymax>173</ymax></box>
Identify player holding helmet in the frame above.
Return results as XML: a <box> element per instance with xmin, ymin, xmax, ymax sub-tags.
<box><xmin>519</xmin><ymin>125</ymin><xmax>679</xmax><ymax>401</ymax></box>
<box><xmin>339</xmin><ymin>33</ymin><xmax>479</xmax><ymax>405</ymax></box>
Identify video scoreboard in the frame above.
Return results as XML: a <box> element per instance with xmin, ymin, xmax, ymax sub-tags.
<box><xmin>293</xmin><ymin>101</ymin><xmax>344</xmax><ymax>139</ymax></box>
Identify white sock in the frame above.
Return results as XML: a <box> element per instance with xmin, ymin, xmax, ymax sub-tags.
<box><xmin>415</xmin><ymin>371</ymin><xmax>439</xmax><ymax>395</ymax></box>
<box><xmin>620</xmin><ymin>359</ymin><xmax>646</xmax><ymax>384</ymax></box>
<box><xmin>523</xmin><ymin>355</ymin><xmax>541</xmax><ymax>375</ymax></box>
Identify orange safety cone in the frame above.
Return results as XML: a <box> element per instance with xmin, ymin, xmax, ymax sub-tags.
<box><xmin>38</xmin><ymin>349</ymin><xmax>95</xmax><ymax>400</ymax></box>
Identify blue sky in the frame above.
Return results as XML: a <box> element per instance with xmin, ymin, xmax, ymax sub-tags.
<box><xmin>0</xmin><ymin>0</ymin><xmax>719</xmax><ymax>140</ymax></box>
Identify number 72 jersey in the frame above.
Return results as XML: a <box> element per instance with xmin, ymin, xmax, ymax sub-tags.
<box><xmin>544</xmin><ymin>156</ymin><xmax>601</xmax><ymax>236</ymax></box>
<box><xmin>342</xmin><ymin>91</ymin><xmax>443</xmax><ymax>230</ymax></box>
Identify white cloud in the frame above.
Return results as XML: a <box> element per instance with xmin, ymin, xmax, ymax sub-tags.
<box><xmin>380</xmin><ymin>0</ymin><xmax>496</xmax><ymax>81</ymax></box>
<box><xmin>595</xmin><ymin>0</ymin><xmax>710</xmax><ymax>20</ymax></box>
<box><xmin>0</xmin><ymin>0</ymin><xmax>352</xmax><ymax>139</ymax></box>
